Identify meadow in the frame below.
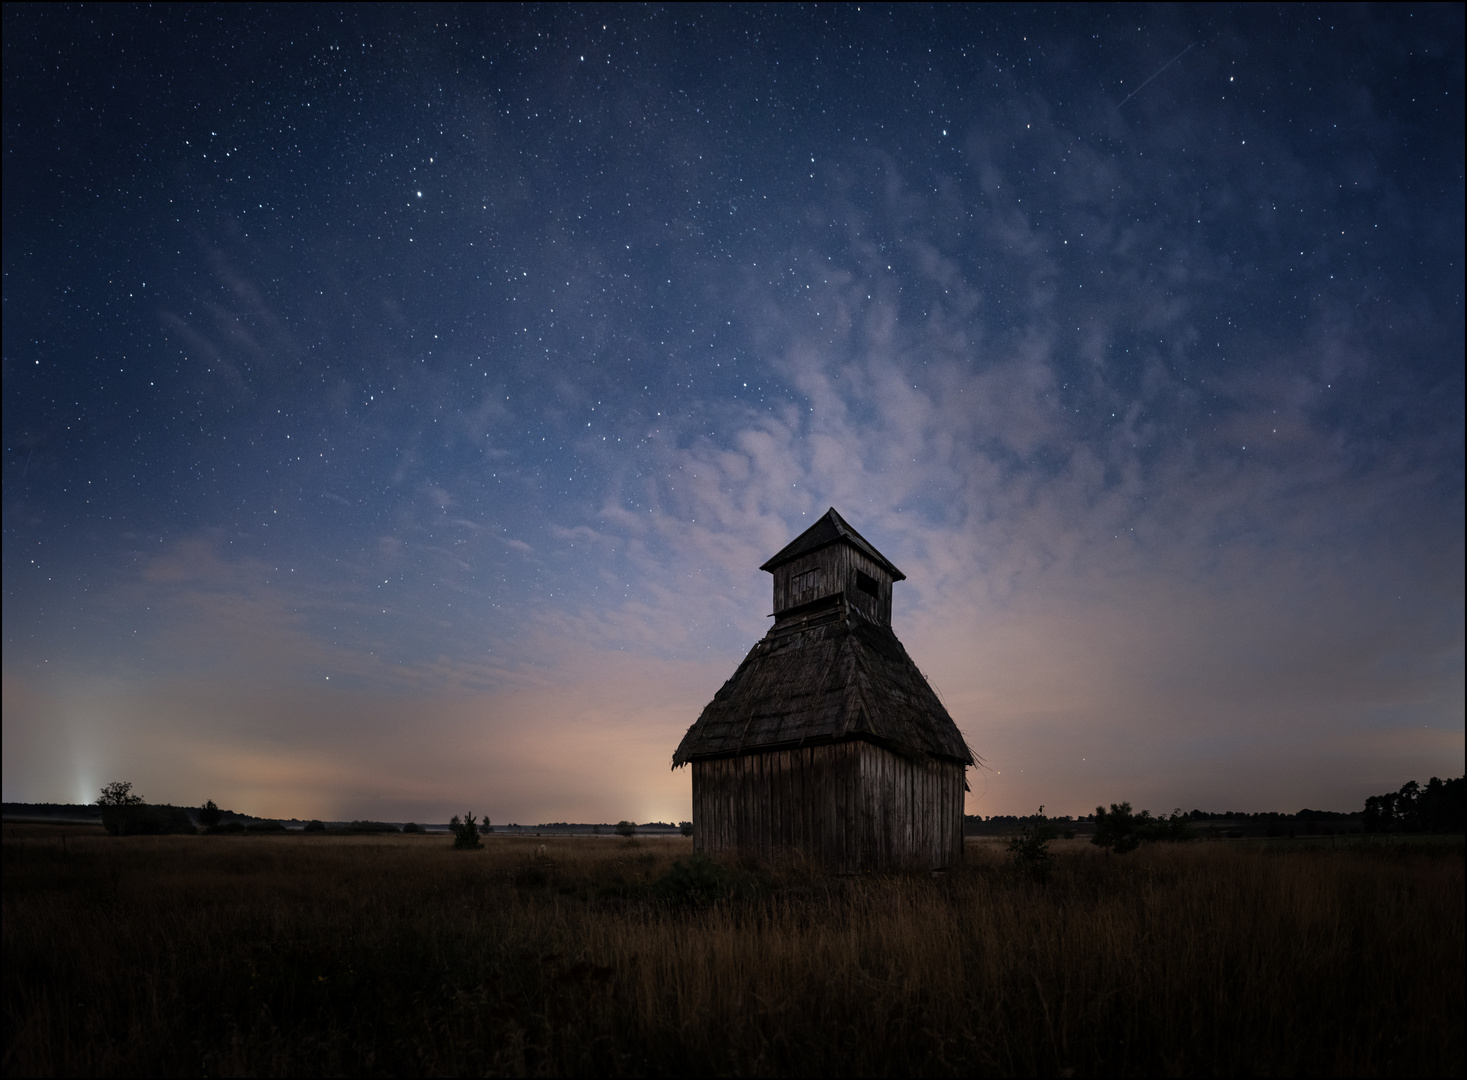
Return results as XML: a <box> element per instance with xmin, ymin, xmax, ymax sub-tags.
<box><xmin>3</xmin><ymin>823</ymin><xmax>1461</xmax><ymax>1077</ymax></box>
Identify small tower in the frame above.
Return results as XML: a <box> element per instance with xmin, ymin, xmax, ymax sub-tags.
<box><xmin>673</xmin><ymin>508</ymin><xmax>974</xmax><ymax>872</ymax></box>
<box><xmin>763</xmin><ymin>505</ymin><xmax>903</xmax><ymax>626</ymax></box>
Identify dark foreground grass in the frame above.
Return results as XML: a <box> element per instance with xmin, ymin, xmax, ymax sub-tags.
<box><xmin>3</xmin><ymin>825</ymin><xmax>1461</xmax><ymax>1077</ymax></box>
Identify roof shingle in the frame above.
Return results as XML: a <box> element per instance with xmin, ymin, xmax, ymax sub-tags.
<box><xmin>673</xmin><ymin>597</ymin><xmax>972</xmax><ymax>766</ymax></box>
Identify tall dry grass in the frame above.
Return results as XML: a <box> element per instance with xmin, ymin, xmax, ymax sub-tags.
<box><xmin>3</xmin><ymin>825</ymin><xmax>1461</xmax><ymax>1076</ymax></box>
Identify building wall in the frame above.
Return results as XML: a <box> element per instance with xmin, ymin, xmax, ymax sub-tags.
<box><xmin>772</xmin><ymin>543</ymin><xmax>893</xmax><ymax>625</ymax></box>
<box><xmin>692</xmin><ymin>740</ymin><xmax>965</xmax><ymax>872</ymax></box>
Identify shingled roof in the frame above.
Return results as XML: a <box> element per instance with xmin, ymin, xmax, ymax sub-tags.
<box><xmin>760</xmin><ymin>507</ymin><xmax>906</xmax><ymax>580</ymax></box>
<box><xmin>673</xmin><ymin>597</ymin><xmax>974</xmax><ymax>766</ymax></box>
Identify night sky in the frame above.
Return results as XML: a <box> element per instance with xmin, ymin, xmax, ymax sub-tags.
<box><xmin>4</xmin><ymin>5</ymin><xmax>1462</xmax><ymax>824</ymax></box>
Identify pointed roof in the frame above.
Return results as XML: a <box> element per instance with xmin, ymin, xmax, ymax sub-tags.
<box><xmin>759</xmin><ymin>507</ymin><xmax>906</xmax><ymax>580</ymax></box>
<box><xmin>672</xmin><ymin>601</ymin><xmax>973</xmax><ymax>766</ymax></box>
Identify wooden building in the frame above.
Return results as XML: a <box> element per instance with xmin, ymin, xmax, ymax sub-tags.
<box><xmin>674</xmin><ymin>508</ymin><xmax>974</xmax><ymax>872</ymax></box>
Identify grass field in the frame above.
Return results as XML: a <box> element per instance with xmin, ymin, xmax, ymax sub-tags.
<box><xmin>3</xmin><ymin>823</ymin><xmax>1461</xmax><ymax>1077</ymax></box>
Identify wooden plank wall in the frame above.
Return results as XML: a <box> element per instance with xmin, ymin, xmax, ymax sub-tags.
<box><xmin>771</xmin><ymin>545</ymin><xmax>892</xmax><ymax>625</ymax></box>
<box><xmin>693</xmin><ymin>742</ymin><xmax>964</xmax><ymax>871</ymax></box>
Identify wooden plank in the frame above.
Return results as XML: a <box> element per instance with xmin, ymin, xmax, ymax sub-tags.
<box><xmin>753</xmin><ymin>753</ymin><xmax>761</xmax><ymax>856</ymax></box>
<box><xmin>693</xmin><ymin>741</ymin><xmax>974</xmax><ymax>872</ymax></box>
<box><xmin>776</xmin><ymin>749</ymin><xmax>787</xmax><ymax>852</ymax></box>
<box><xmin>935</xmin><ymin>762</ymin><xmax>945</xmax><ymax>866</ymax></box>
<box><xmin>801</xmin><ymin>745</ymin><xmax>813</xmax><ymax>858</ymax></box>
<box><xmin>859</xmin><ymin>742</ymin><xmax>872</xmax><ymax>872</ymax></box>
<box><xmin>771</xmin><ymin>750</ymin><xmax>780</xmax><ymax>856</ymax></box>
<box><xmin>718</xmin><ymin>758</ymin><xmax>728</xmax><ymax>857</ymax></box>
<box><xmin>770</xmin><ymin>750</ymin><xmax>780</xmax><ymax>855</ymax></box>
<box><xmin>792</xmin><ymin>748</ymin><xmax>803</xmax><ymax>854</ymax></box>
<box><xmin>923</xmin><ymin>757</ymin><xmax>930</xmax><ymax>867</ymax></box>
<box><xmin>744</xmin><ymin>754</ymin><xmax>755</xmax><ymax>857</ymax></box>
<box><xmin>869</xmin><ymin>744</ymin><xmax>880</xmax><ymax>869</ymax></box>
<box><xmin>704</xmin><ymin>759</ymin><xmax>716</xmax><ymax>856</ymax></box>
<box><xmin>693</xmin><ymin>762</ymin><xmax>703</xmax><ymax>854</ymax></box>
<box><xmin>882</xmin><ymin>745</ymin><xmax>894</xmax><ymax>868</ymax></box>
<box><xmin>845</xmin><ymin>741</ymin><xmax>857</xmax><ymax>873</ymax></box>
<box><xmin>785</xmin><ymin>749</ymin><xmax>795</xmax><ymax>852</ymax></box>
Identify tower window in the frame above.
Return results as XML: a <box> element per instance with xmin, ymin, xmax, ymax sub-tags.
<box><xmin>792</xmin><ymin>568</ymin><xmax>821</xmax><ymax>593</ymax></box>
<box><xmin>856</xmin><ymin>570</ymin><xmax>879</xmax><ymax>598</ymax></box>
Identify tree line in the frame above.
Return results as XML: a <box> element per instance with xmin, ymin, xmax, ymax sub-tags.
<box><xmin>967</xmin><ymin>774</ymin><xmax>1464</xmax><ymax>839</ymax></box>
<box><xmin>15</xmin><ymin>775</ymin><xmax>1461</xmax><ymax>841</ymax></box>
<box><xmin>1362</xmin><ymin>776</ymin><xmax>1463</xmax><ymax>834</ymax></box>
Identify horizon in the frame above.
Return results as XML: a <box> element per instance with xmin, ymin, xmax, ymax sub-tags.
<box><xmin>5</xmin><ymin>781</ymin><xmax>1448</xmax><ymax>825</ymax></box>
<box><xmin>4</xmin><ymin>6</ymin><xmax>1463</xmax><ymax>822</ymax></box>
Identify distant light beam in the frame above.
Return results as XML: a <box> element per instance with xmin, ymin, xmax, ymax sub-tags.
<box><xmin>1118</xmin><ymin>42</ymin><xmax>1196</xmax><ymax>107</ymax></box>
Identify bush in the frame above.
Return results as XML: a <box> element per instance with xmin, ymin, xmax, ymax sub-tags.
<box><xmin>344</xmin><ymin>821</ymin><xmax>400</xmax><ymax>834</ymax></box>
<box><xmin>1152</xmin><ymin>809</ymin><xmax>1196</xmax><ymax>842</ymax></box>
<box><xmin>449</xmin><ymin>813</ymin><xmax>482</xmax><ymax>850</ymax></box>
<box><xmin>303</xmin><ymin>819</ymin><xmax>326</xmax><ymax>833</ymax></box>
<box><xmin>1094</xmin><ymin>803</ymin><xmax>1197</xmax><ymax>853</ymax></box>
<box><xmin>98</xmin><ymin>782</ymin><xmax>145</xmax><ymax>836</ymax></box>
<box><xmin>1092</xmin><ymin>802</ymin><xmax>1143</xmax><ymax>853</ymax></box>
<box><xmin>113</xmin><ymin>805</ymin><xmax>197</xmax><ymax>836</ymax></box>
<box><xmin>657</xmin><ymin>852</ymin><xmax>738</xmax><ymax>906</ymax></box>
<box><xmin>402</xmin><ymin>822</ymin><xmax>423</xmax><ymax>833</ymax></box>
<box><xmin>97</xmin><ymin>783</ymin><xmax>196</xmax><ymax>836</ymax></box>
<box><xmin>679</xmin><ymin>821</ymin><xmax>694</xmax><ymax>837</ymax></box>
<box><xmin>615</xmin><ymin>820</ymin><xmax>637</xmax><ymax>838</ymax></box>
<box><xmin>198</xmin><ymin>800</ymin><xmax>222</xmax><ymax>829</ymax></box>
<box><xmin>1006</xmin><ymin>809</ymin><xmax>1056</xmax><ymax>879</ymax></box>
<box><xmin>244</xmin><ymin>820</ymin><xmax>286</xmax><ymax>833</ymax></box>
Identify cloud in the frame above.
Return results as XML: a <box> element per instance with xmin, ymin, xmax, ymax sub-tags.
<box><xmin>562</xmin><ymin>153</ymin><xmax>1465</xmax><ymax>814</ymax></box>
<box><xmin>5</xmin><ymin>14</ymin><xmax>1459</xmax><ymax>824</ymax></box>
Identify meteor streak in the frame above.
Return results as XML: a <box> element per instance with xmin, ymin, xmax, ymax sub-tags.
<box><xmin>1119</xmin><ymin>42</ymin><xmax>1196</xmax><ymax>107</ymax></box>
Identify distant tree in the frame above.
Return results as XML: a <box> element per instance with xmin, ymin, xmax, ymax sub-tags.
<box><xmin>198</xmin><ymin>799</ymin><xmax>222</xmax><ymax>828</ymax></box>
<box><xmin>1364</xmin><ymin>789</ymin><xmax>1401</xmax><ymax>833</ymax></box>
<box><xmin>1396</xmin><ymin>780</ymin><xmax>1422</xmax><ymax>831</ymax></box>
<box><xmin>1092</xmin><ymin>802</ymin><xmax>1143</xmax><ymax>854</ymax></box>
<box><xmin>303</xmin><ymin>819</ymin><xmax>326</xmax><ymax>833</ymax></box>
<box><xmin>1418</xmin><ymin>776</ymin><xmax>1466</xmax><ymax>833</ymax></box>
<box><xmin>615</xmin><ymin>820</ymin><xmax>637</xmax><ymax>838</ymax></box>
<box><xmin>479</xmin><ymin>816</ymin><xmax>493</xmax><ymax>834</ymax></box>
<box><xmin>679</xmin><ymin>821</ymin><xmax>694</xmax><ymax>837</ymax></box>
<box><xmin>98</xmin><ymin>781</ymin><xmax>143</xmax><ymax>807</ymax></box>
<box><xmin>402</xmin><ymin>821</ymin><xmax>423</xmax><ymax>833</ymax></box>
<box><xmin>96</xmin><ymin>782</ymin><xmax>190</xmax><ymax>836</ymax></box>
<box><xmin>1091</xmin><ymin>803</ymin><xmax>1194</xmax><ymax>851</ymax></box>
<box><xmin>1363</xmin><ymin>776</ymin><xmax>1464</xmax><ymax>833</ymax></box>
<box><xmin>344</xmin><ymin>820</ymin><xmax>400</xmax><ymax>833</ymax></box>
<box><xmin>1153</xmin><ymin>808</ymin><xmax>1196</xmax><ymax>843</ymax></box>
<box><xmin>450</xmin><ymin>813</ymin><xmax>483</xmax><ymax>850</ymax></box>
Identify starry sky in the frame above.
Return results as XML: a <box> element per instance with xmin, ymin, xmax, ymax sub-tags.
<box><xmin>4</xmin><ymin>5</ymin><xmax>1463</xmax><ymax>824</ymax></box>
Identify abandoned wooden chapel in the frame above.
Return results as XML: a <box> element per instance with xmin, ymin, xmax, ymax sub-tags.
<box><xmin>674</xmin><ymin>508</ymin><xmax>974</xmax><ymax>872</ymax></box>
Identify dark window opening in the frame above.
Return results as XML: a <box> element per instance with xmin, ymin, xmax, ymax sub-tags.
<box><xmin>856</xmin><ymin>570</ymin><xmax>879</xmax><ymax>598</ymax></box>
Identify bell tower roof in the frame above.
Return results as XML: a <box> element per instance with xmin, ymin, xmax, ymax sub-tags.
<box><xmin>759</xmin><ymin>507</ymin><xmax>905</xmax><ymax>580</ymax></box>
